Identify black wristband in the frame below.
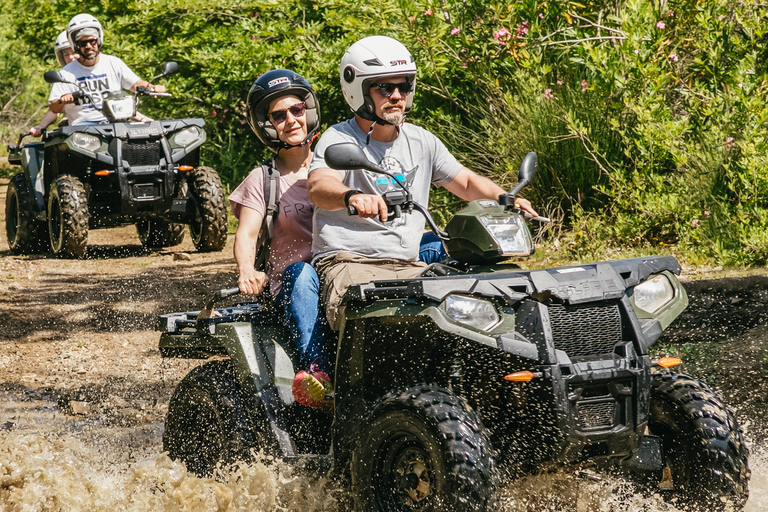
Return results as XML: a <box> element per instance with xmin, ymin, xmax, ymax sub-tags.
<box><xmin>344</xmin><ymin>189</ymin><xmax>364</xmax><ymax>208</ymax></box>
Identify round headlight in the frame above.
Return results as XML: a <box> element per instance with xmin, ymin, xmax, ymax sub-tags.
<box><xmin>173</xmin><ymin>126</ymin><xmax>200</xmax><ymax>147</ymax></box>
<box><xmin>634</xmin><ymin>275</ymin><xmax>675</xmax><ymax>313</ymax></box>
<box><xmin>443</xmin><ymin>294</ymin><xmax>500</xmax><ymax>331</ymax></box>
<box><xmin>71</xmin><ymin>133</ymin><xmax>100</xmax><ymax>151</ymax></box>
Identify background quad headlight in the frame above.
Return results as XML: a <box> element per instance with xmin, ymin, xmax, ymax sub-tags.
<box><xmin>443</xmin><ymin>294</ymin><xmax>500</xmax><ymax>331</ymax></box>
<box><xmin>172</xmin><ymin>126</ymin><xmax>201</xmax><ymax>147</ymax></box>
<box><xmin>634</xmin><ymin>274</ymin><xmax>675</xmax><ymax>313</ymax></box>
<box><xmin>71</xmin><ymin>133</ymin><xmax>100</xmax><ymax>151</ymax></box>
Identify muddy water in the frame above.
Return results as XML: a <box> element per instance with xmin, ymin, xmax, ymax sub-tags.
<box><xmin>1</xmin><ymin>391</ymin><xmax>765</xmax><ymax>512</ymax></box>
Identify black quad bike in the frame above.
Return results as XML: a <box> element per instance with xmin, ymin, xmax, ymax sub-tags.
<box><xmin>158</xmin><ymin>144</ymin><xmax>750</xmax><ymax>511</ymax></box>
<box><xmin>5</xmin><ymin>61</ymin><xmax>227</xmax><ymax>258</ymax></box>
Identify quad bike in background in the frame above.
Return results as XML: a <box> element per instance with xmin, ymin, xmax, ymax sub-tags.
<box><xmin>158</xmin><ymin>144</ymin><xmax>750</xmax><ymax>511</ymax></box>
<box><xmin>4</xmin><ymin>61</ymin><xmax>227</xmax><ymax>258</ymax></box>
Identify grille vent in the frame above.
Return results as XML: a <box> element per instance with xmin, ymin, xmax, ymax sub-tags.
<box><xmin>577</xmin><ymin>401</ymin><xmax>616</xmax><ymax>429</ymax></box>
<box><xmin>123</xmin><ymin>141</ymin><xmax>161</xmax><ymax>167</ymax></box>
<box><xmin>548</xmin><ymin>302</ymin><xmax>622</xmax><ymax>357</ymax></box>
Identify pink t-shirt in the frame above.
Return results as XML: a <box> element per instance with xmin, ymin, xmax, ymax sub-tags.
<box><xmin>229</xmin><ymin>164</ymin><xmax>313</xmax><ymax>296</ymax></box>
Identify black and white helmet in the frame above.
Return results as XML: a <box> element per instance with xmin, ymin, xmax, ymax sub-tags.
<box><xmin>340</xmin><ymin>36</ymin><xmax>417</xmax><ymax>122</ymax></box>
<box><xmin>54</xmin><ymin>30</ymin><xmax>71</xmax><ymax>67</ymax></box>
<box><xmin>66</xmin><ymin>13</ymin><xmax>104</xmax><ymax>50</ymax></box>
<box><xmin>246</xmin><ymin>69</ymin><xmax>320</xmax><ymax>152</ymax></box>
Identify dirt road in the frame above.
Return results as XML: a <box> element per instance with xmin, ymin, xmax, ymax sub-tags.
<box><xmin>1</xmin><ymin>177</ymin><xmax>767</xmax><ymax>510</ymax></box>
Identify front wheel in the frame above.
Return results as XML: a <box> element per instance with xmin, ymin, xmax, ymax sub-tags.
<box><xmin>188</xmin><ymin>166</ymin><xmax>227</xmax><ymax>252</ymax></box>
<box><xmin>351</xmin><ymin>384</ymin><xmax>498</xmax><ymax>511</ymax></box>
<box><xmin>649</xmin><ymin>373</ymin><xmax>750</xmax><ymax>510</ymax></box>
<box><xmin>163</xmin><ymin>360</ymin><xmax>258</xmax><ymax>477</ymax></box>
<box><xmin>6</xmin><ymin>173</ymin><xmax>46</xmax><ymax>254</ymax></box>
<box><xmin>48</xmin><ymin>174</ymin><xmax>88</xmax><ymax>258</ymax></box>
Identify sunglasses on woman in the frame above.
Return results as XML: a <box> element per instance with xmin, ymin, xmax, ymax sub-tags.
<box><xmin>371</xmin><ymin>82</ymin><xmax>413</xmax><ymax>98</ymax></box>
<box><xmin>268</xmin><ymin>102</ymin><xmax>306</xmax><ymax>124</ymax></box>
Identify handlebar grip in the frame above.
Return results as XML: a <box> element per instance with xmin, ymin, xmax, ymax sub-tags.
<box><xmin>347</xmin><ymin>205</ymin><xmax>358</xmax><ymax>216</ymax></box>
<box><xmin>214</xmin><ymin>287</ymin><xmax>241</xmax><ymax>299</ymax></box>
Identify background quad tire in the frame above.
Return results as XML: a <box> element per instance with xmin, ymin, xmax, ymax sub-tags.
<box><xmin>163</xmin><ymin>360</ymin><xmax>258</xmax><ymax>477</ymax></box>
<box><xmin>135</xmin><ymin>219</ymin><xmax>185</xmax><ymax>248</ymax></box>
<box><xmin>648</xmin><ymin>373</ymin><xmax>750</xmax><ymax>511</ymax></box>
<box><xmin>5</xmin><ymin>173</ymin><xmax>47</xmax><ymax>254</ymax></box>
<box><xmin>187</xmin><ymin>166</ymin><xmax>227</xmax><ymax>252</ymax></box>
<box><xmin>48</xmin><ymin>174</ymin><xmax>88</xmax><ymax>259</ymax></box>
<box><xmin>352</xmin><ymin>384</ymin><xmax>498</xmax><ymax>512</ymax></box>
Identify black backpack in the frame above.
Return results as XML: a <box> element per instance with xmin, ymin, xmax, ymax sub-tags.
<box><xmin>253</xmin><ymin>159</ymin><xmax>280</xmax><ymax>272</ymax></box>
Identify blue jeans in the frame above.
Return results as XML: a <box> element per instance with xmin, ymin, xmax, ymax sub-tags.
<box><xmin>276</xmin><ymin>262</ymin><xmax>332</xmax><ymax>376</ymax></box>
<box><xmin>419</xmin><ymin>231</ymin><xmax>449</xmax><ymax>264</ymax></box>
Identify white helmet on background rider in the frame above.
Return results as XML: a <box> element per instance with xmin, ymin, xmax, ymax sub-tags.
<box><xmin>54</xmin><ymin>30</ymin><xmax>71</xmax><ymax>67</ymax></box>
<box><xmin>340</xmin><ymin>36</ymin><xmax>417</xmax><ymax>124</ymax></box>
<box><xmin>66</xmin><ymin>13</ymin><xmax>104</xmax><ymax>51</ymax></box>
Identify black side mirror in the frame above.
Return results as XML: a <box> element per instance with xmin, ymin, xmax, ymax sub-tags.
<box><xmin>324</xmin><ymin>143</ymin><xmax>385</xmax><ymax>174</ymax></box>
<box><xmin>43</xmin><ymin>70</ymin><xmax>67</xmax><ymax>84</ymax></box>
<box><xmin>508</xmin><ymin>152</ymin><xmax>537</xmax><ymax>197</ymax></box>
<box><xmin>162</xmin><ymin>61</ymin><xmax>179</xmax><ymax>77</ymax></box>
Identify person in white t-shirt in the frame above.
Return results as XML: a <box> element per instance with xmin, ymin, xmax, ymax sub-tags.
<box><xmin>47</xmin><ymin>14</ymin><xmax>163</xmax><ymax>126</ymax></box>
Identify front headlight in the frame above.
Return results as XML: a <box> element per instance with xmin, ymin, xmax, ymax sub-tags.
<box><xmin>172</xmin><ymin>126</ymin><xmax>201</xmax><ymax>147</ymax></box>
<box><xmin>443</xmin><ymin>294</ymin><xmax>500</xmax><ymax>331</ymax></box>
<box><xmin>71</xmin><ymin>133</ymin><xmax>101</xmax><ymax>151</ymax></box>
<box><xmin>480</xmin><ymin>214</ymin><xmax>534</xmax><ymax>256</ymax></box>
<box><xmin>634</xmin><ymin>275</ymin><xmax>675</xmax><ymax>313</ymax></box>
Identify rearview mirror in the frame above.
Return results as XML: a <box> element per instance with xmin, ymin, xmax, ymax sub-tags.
<box><xmin>324</xmin><ymin>143</ymin><xmax>386</xmax><ymax>174</ymax></box>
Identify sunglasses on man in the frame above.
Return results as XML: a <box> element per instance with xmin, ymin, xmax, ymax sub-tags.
<box><xmin>76</xmin><ymin>38</ymin><xmax>99</xmax><ymax>48</ymax></box>
<box><xmin>268</xmin><ymin>102</ymin><xmax>306</xmax><ymax>124</ymax></box>
<box><xmin>371</xmin><ymin>82</ymin><xmax>413</xmax><ymax>98</ymax></box>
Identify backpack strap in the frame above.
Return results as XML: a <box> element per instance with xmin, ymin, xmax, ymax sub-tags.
<box><xmin>253</xmin><ymin>158</ymin><xmax>280</xmax><ymax>272</ymax></box>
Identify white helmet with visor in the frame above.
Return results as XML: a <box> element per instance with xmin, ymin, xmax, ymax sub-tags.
<box><xmin>54</xmin><ymin>30</ymin><xmax>71</xmax><ymax>67</ymax></box>
<box><xmin>66</xmin><ymin>13</ymin><xmax>104</xmax><ymax>51</ymax></box>
<box><xmin>340</xmin><ymin>36</ymin><xmax>417</xmax><ymax>123</ymax></box>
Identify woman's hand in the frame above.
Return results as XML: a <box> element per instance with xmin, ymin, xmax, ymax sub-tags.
<box><xmin>238</xmin><ymin>267</ymin><xmax>268</xmax><ymax>295</ymax></box>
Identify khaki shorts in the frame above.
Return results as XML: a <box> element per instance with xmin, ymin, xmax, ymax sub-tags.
<box><xmin>315</xmin><ymin>251</ymin><xmax>427</xmax><ymax>331</ymax></box>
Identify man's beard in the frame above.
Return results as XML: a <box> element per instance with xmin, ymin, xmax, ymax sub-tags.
<box><xmin>381</xmin><ymin>110</ymin><xmax>404</xmax><ymax>126</ymax></box>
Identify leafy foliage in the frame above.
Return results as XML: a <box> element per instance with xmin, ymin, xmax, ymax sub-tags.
<box><xmin>2</xmin><ymin>0</ymin><xmax>768</xmax><ymax>266</ymax></box>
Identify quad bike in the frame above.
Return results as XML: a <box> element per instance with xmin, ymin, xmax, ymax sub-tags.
<box><xmin>158</xmin><ymin>144</ymin><xmax>750</xmax><ymax>511</ymax></box>
<box><xmin>4</xmin><ymin>61</ymin><xmax>227</xmax><ymax>258</ymax></box>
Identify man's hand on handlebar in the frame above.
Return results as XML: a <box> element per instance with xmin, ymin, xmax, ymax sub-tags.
<box><xmin>238</xmin><ymin>268</ymin><xmax>268</xmax><ymax>296</ymax></box>
<box><xmin>515</xmin><ymin>197</ymin><xmax>538</xmax><ymax>217</ymax></box>
<box><xmin>348</xmin><ymin>193</ymin><xmax>389</xmax><ymax>222</ymax></box>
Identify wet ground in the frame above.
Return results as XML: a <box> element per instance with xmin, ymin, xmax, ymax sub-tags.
<box><xmin>0</xmin><ymin>178</ymin><xmax>767</xmax><ymax>510</ymax></box>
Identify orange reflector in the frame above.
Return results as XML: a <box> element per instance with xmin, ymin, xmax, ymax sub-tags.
<box><xmin>504</xmin><ymin>371</ymin><xmax>536</xmax><ymax>382</ymax></box>
<box><xmin>657</xmin><ymin>357</ymin><xmax>682</xmax><ymax>368</ymax></box>
<box><xmin>94</xmin><ymin>170</ymin><xmax>111</xmax><ymax>176</ymax></box>
<box><xmin>179</xmin><ymin>165</ymin><xmax>193</xmax><ymax>171</ymax></box>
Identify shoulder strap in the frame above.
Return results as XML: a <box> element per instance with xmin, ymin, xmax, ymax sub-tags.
<box><xmin>253</xmin><ymin>159</ymin><xmax>281</xmax><ymax>272</ymax></box>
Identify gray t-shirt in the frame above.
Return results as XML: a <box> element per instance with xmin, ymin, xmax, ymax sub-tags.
<box><xmin>309</xmin><ymin>119</ymin><xmax>463</xmax><ymax>261</ymax></box>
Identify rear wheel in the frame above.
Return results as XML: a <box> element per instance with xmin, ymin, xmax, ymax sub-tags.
<box><xmin>136</xmin><ymin>219</ymin><xmax>185</xmax><ymax>248</ymax></box>
<box><xmin>47</xmin><ymin>174</ymin><xmax>88</xmax><ymax>259</ymax></box>
<box><xmin>352</xmin><ymin>384</ymin><xmax>498</xmax><ymax>511</ymax></box>
<box><xmin>649</xmin><ymin>373</ymin><xmax>750</xmax><ymax>510</ymax></box>
<box><xmin>163</xmin><ymin>360</ymin><xmax>258</xmax><ymax>477</ymax></box>
<box><xmin>188</xmin><ymin>166</ymin><xmax>227</xmax><ymax>252</ymax></box>
<box><xmin>6</xmin><ymin>173</ymin><xmax>45</xmax><ymax>254</ymax></box>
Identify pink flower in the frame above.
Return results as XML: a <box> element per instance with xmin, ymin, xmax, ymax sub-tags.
<box><xmin>408</xmin><ymin>16</ymin><xmax>416</xmax><ymax>22</ymax></box>
<box><xmin>691</xmin><ymin>218</ymin><xmax>699</xmax><ymax>228</ymax></box>
<box><xmin>633</xmin><ymin>49</ymin><xmax>639</xmax><ymax>54</ymax></box>
<box><xmin>704</xmin><ymin>210</ymin><xmax>711</xmax><ymax>215</ymax></box>
<box><xmin>668</xmin><ymin>10</ymin><xmax>675</xmax><ymax>17</ymax></box>
<box><xmin>212</xmin><ymin>110</ymin><xmax>217</xmax><ymax>117</ymax></box>
<box><xmin>656</xmin><ymin>21</ymin><xmax>666</xmax><ymax>29</ymax></box>
<box><xmin>251</xmin><ymin>35</ymin><xmax>257</xmax><ymax>41</ymax></box>
<box><xmin>538</xmin><ymin>13</ymin><xmax>544</xmax><ymax>19</ymax></box>
<box><xmin>581</xmin><ymin>80</ymin><xmax>588</xmax><ymax>91</ymax></box>
<box><xmin>738</xmin><ymin>82</ymin><xmax>743</xmax><ymax>88</ymax></box>
<box><xmin>516</xmin><ymin>21</ymin><xmax>529</xmax><ymax>37</ymax></box>
<box><xmin>493</xmin><ymin>28</ymin><xmax>510</xmax><ymax>40</ymax></box>
<box><xmin>543</xmin><ymin>89</ymin><xmax>553</xmax><ymax>99</ymax></box>
<box><xmin>451</xmin><ymin>27</ymin><xmax>460</xmax><ymax>35</ymax></box>
<box><xmin>424</xmin><ymin>8</ymin><xmax>433</xmax><ymax>16</ymax></box>
<box><xmin>669</xmin><ymin>52</ymin><xmax>679</xmax><ymax>62</ymax></box>
<box><xmin>725</xmin><ymin>137</ymin><xmax>734</xmax><ymax>146</ymax></box>
<box><xmin>556</xmin><ymin>80</ymin><xmax>563</xmax><ymax>85</ymax></box>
